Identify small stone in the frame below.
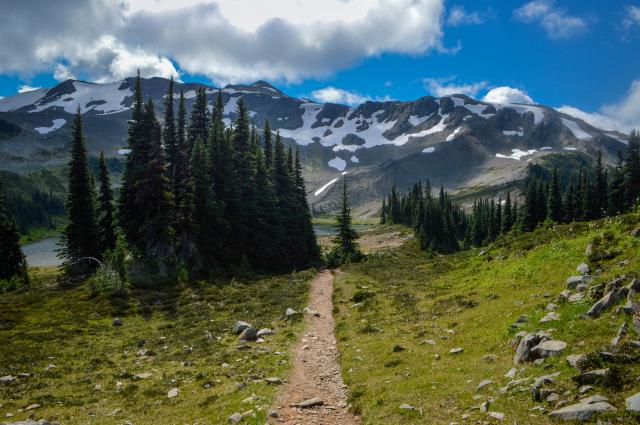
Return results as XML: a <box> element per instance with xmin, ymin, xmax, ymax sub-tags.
<box><xmin>296</xmin><ymin>397</ymin><xmax>324</xmax><ymax>408</ymax></box>
<box><xmin>488</xmin><ymin>412</ymin><xmax>505</xmax><ymax>420</ymax></box>
<box><xmin>303</xmin><ymin>307</ymin><xmax>320</xmax><ymax>317</ymax></box>
<box><xmin>112</xmin><ymin>317</ymin><xmax>123</xmax><ymax>326</ymax></box>
<box><xmin>269</xmin><ymin>410</ymin><xmax>279</xmax><ymax>418</ymax></box>
<box><xmin>566</xmin><ymin>276</ymin><xmax>585</xmax><ymax>290</ymax></box>
<box><xmin>434</xmin><ymin>353</ymin><xmax>441</xmax><ymax>360</ymax></box>
<box><xmin>579</xmin><ymin>385</ymin><xmax>593</xmax><ymax>394</ymax></box>
<box><xmin>238</xmin><ymin>327</ymin><xmax>258</xmax><ymax>341</ymax></box>
<box><xmin>449</xmin><ymin>347</ymin><xmax>464</xmax><ymax>354</ymax></box>
<box><xmin>0</xmin><ymin>375</ymin><xmax>15</xmax><ymax>383</ymax></box>
<box><xmin>566</xmin><ymin>354</ymin><xmax>588</xmax><ymax>371</ymax></box>
<box><xmin>135</xmin><ymin>372</ymin><xmax>153</xmax><ymax>380</ymax></box>
<box><xmin>611</xmin><ymin>322</ymin><xmax>628</xmax><ymax>347</ymax></box>
<box><xmin>392</xmin><ymin>345</ymin><xmax>405</xmax><ymax>352</ymax></box>
<box><xmin>25</xmin><ymin>403</ymin><xmax>42</xmax><ymax>411</ymax></box>
<box><xmin>483</xmin><ymin>354</ymin><xmax>497</xmax><ymax>363</ymax></box>
<box><xmin>626</xmin><ymin>391</ymin><xmax>640</xmax><ymax>413</ymax></box>
<box><xmin>505</xmin><ymin>368</ymin><xmax>517</xmax><ymax>379</ymax></box>
<box><xmin>477</xmin><ymin>379</ymin><xmax>493</xmax><ymax>391</ymax></box>
<box><xmin>265</xmin><ymin>377</ymin><xmax>283</xmax><ymax>385</ymax></box>
<box><xmin>167</xmin><ymin>387</ymin><xmax>179</xmax><ymax>398</ymax></box>
<box><xmin>540</xmin><ymin>312</ymin><xmax>560</xmax><ymax>323</ymax></box>
<box><xmin>423</xmin><ymin>339</ymin><xmax>436</xmax><ymax>345</ymax></box>
<box><xmin>546</xmin><ymin>303</ymin><xmax>558</xmax><ymax>312</ymax></box>
<box><xmin>256</xmin><ymin>328</ymin><xmax>274</xmax><ymax>337</ymax></box>
<box><xmin>547</xmin><ymin>393</ymin><xmax>559</xmax><ymax>403</ymax></box>
<box><xmin>480</xmin><ymin>401</ymin><xmax>490</xmax><ymax>413</ymax></box>
<box><xmin>233</xmin><ymin>321</ymin><xmax>252</xmax><ymax>335</ymax></box>
<box><xmin>285</xmin><ymin>308</ymin><xmax>297</xmax><ymax>316</ymax></box>
<box><xmin>228</xmin><ymin>412</ymin><xmax>243</xmax><ymax>423</ymax></box>
<box><xmin>577</xmin><ymin>263</ymin><xmax>590</xmax><ymax>275</ymax></box>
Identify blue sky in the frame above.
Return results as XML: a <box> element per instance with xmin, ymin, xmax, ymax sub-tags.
<box><xmin>1</xmin><ymin>0</ymin><xmax>639</xmax><ymax>132</ymax></box>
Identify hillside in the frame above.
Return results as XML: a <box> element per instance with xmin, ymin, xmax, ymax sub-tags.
<box><xmin>0</xmin><ymin>78</ymin><xmax>630</xmax><ymax>214</ymax></box>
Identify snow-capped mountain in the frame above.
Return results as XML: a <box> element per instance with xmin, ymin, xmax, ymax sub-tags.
<box><xmin>0</xmin><ymin>77</ymin><xmax>629</xmax><ymax>214</ymax></box>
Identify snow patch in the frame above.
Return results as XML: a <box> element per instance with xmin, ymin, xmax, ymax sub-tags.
<box><xmin>496</xmin><ymin>149</ymin><xmax>537</xmax><ymax>161</ymax></box>
<box><xmin>118</xmin><ymin>148</ymin><xmax>132</xmax><ymax>155</ymax></box>
<box><xmin>328</xmin><ymin>156</ymin><xmax>347</xmax><ymax>171</ymax></box>
<box><xmin>563</xmin><ymin>147</ymin><xmax>578</xmax><ymax>151</ymax></box>
<box><xmin>561</xmin><ymin>118</ymin><xmax>592</xmax><ymax>140</ymax></box>
<box><xmin>314</xmin><ymin>178</ymin><xmax>339</xmax><ymax>197</ymax></box>
<box><xmin>503</xmin><ymin>127</ymin><xmax>524</xmax><ymax>137</ymax></box>
<box><xmin>34</xmin><ymin>118</ymin><xmax>66</xmax><ymax>134</ymax></box>
<box><xmin>446</xmin><ymin>127</ymin><xmax>462</xmax><ymax>142</ymax></box>
<box><xmin>540</xmin><ymin>146</ymin><xmax>553</xmax><ymax>150</ymax></box>
<box><xmin>0</xmin><ymin>88</ymin><xmax>48</xmax><ymax>112</ymax></box>
<box><xmin>392</xmin><ymin>114</ymin><xmax>450</xmax><ymax>146</ymax></box>
<box><xmin>350</xmin><ymin>155</ymin><xmax>359</xmax><ymax>163</ymax></box>
<box><xmin>422</xmin><ymin>147</ymin><xmax>435</xmax><ymax>154</ymax></box>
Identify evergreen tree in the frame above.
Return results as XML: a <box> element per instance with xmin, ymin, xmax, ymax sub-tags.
<box><xmin>501</xmin><ymin>192</ymin><xmax>513</xmax><ymax>233</ymax></box>
<box><xmin>187</xmin><ymin>86</ymin><xmax>210</xmax><ymax>152</ymax></box>
<box><xmin>294</xmin><ymin>148</ymin><xmax>320</xmax><ymax>265</ymax></box>
<box><xmin>163</xmin><ymin>77</ymin><xmax>178</xmax><ymax>181</ymax></box>
<box><xmin>60</xmin><ymin>108</ymin><xmax>100</xmax><ymax>280</ymax></box>
<box><xmin>97</xmin><ymin>151</ymin><xmax>116</xmax><ymax>256</ymax></box>
<box><xmin>593</xmin><ymin>151</ymin><xmax>608</xmax><ymax>218</ymax></box>
<box><xmin>0</xmin><ymin>179</ymin><xmax>28</xmax><ymax>286</ymax></box>
<box><xmin>263</xmin><ymin>120</ymin><xmax>274</xmax><ymax>172</ymax></box>
<box><xmin>520</xmin><ymin>179</ymin><xmax>538</xmax><ymax>232</ymax></box>
<box><xmin>624</xmin><ymin>131</ymin><xmax>640</xmax><ymax>209</ymax></box>
<box><xmin>546</xmin><ymin>167</ymin><xmax>562</xmax><ymax>222</ymax></box>
<box><xmin>608</xmin><ymin>152</ymin><xmax>626</xmax><ymax>216</ymax></box>
<box><xmin>333</xmin><ymin>177</ymin><xmax>360</xmax><ymax>262</ymax></box>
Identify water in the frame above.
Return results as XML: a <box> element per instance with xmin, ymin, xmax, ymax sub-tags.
<box><xmin>313</xmin><ymin>223</ymin><xmax>372</xmax><ymax>237</ymax></box>
<box><xmin>22</xmin><ymin>237</ymin><xmax>62</xmax><ymax>267</ymax></box>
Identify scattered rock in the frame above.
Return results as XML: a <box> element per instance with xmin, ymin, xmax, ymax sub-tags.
<box><xmin>434</xmin><ymin>353</ymin><xmax>441</xmax><ymax>360</ymax></box>
<box><xmin>611</xmin><ymin>322</ymin><xmax>628</xmax><ymax>347</ymax></box>
<box><xmin>256</xmin><ymin>328</ymin><xmax>274</xmax><ymax>337</ymax></box>
<box><xmin>265</xmin><ymin>377</ymin><xmax>283</xmax><ymax>385</ymax></box>
<box><xmin>540</xmin><ymin>312</ymin><xmax>560</xmax><ymax>323</ymax></box>
<box><xmin>579</xmin><ymin>385</ymin><xmax>593</xmax><ymax>394</ymax></box>
<box><xmin>505</xmin><ymin>368</ymin><xmax>517</xmax><ymax>379</ymax></box>
<box><xmin>549</xmin><ymin>397</ymin><xmax>616</xmax><ymax>421</ymax></box>
<box><xmin>303</xmin><ymin>307</ymin><xmax>320</xmax><ymax>317</ymax></box>
<box><xmin>167</xmin><ymin>387</ymin><xmax>179</xmax><ymax>398</ymax></box>
<box><xmin>566</xmin><ymin>354</ymin><xmax>588</xmax><ymax>371</ymax></box>
<box><xmin>228</xmin><ymin>412</ymin><xmax>243</xmax><ymax>423</ymax></box>
<box><xmin>480</xmin><ymin>400</ymin><xmax>490</xmax><ymax>412</ymax></box>
<box><xmin>477</xmin><ymin>379</ymin><xmax>493</xmax><ymax>391</ymax></box>
<box><xmin>268</xmin><ymin>410</ymin><xmax>279</xmax><ymax>418</ymax></box>
<box><xmin>24</xmin><ymin>403</ymin><xmax>41</xmax><ymax>411</ymax></box>
<box><xmin>514</xmin><ymin>331</ymin><xmax>549</xmax><ymax>364</ymax></box>
<box><xmin>577</xmin><ymin>263</ymin><xmax>590</xmax><ymax>275</ymax></box>
<box><xmin>546</xmin><ymin>303</ymin><xmax>558</xmax><ymax>312</ymax></box>
<box><xmin>0</xmin><ymin>375</ymin><xmax>15</xmax><ymax>383</ymax></box>
<box><xmin>238</xmin><ymin>327</ymin><xmax>258</xmax><ymax>341</ymax></box>
<box><xmin>586</xmin><ymin>287</ymin><xmax>629</xmax><ymax>318</ymax></box>
<box><xmin>488</xmin><ymin>412</ymin><xmax>505</xmax><ymax>420</ymax></box>
<box><xmin>449</xmin><ymin>347</ymin><xmax>464</xmax><ymax>354</ymax></box>
<box><xmin>423</xmin><ymin>339</ymin><xmax>436</xmax><ymax>345</ymax></box>
<box><xmin>5</xmin><ymin>421</ymin><xmax>51</xmax><ymax>425</ymax></box>
<box><xmin>573</xmin><ymin>369</ymin><xmax>613</xmax><ymax>386</ymax></box>
<box><xmin>285</xmin><ymin>308</ymin><xmax>297</xmax><ymax>316</ymax></box>
<box><xmin>295</xmin><ymin>397</ymin><xmax>324</xmax><ymax>408</ymax></box>
<box><xmin>634</xmin><ymin>313</ymin><xmax>640</xmax><ymax>335</ymax></box>
<box><xmin>112</xmin><ymin>317</ymin><xmax>123</xmax><ymax>326</ymax></box>
<box><xmin>233</xmin><ymin>321</ymin><xmax>252</xmax><ymax>335</ymax></box>
<box><xmin>567</xmin><ymin>276</ymin><xmax>585</xmax><ymax>290</ymax></box>
<box><xmin>135</xmin><ymin>372</ymin><xmax>153</xmax><ymax>380</ymax></box>
<box><xmin>547</xmin><ymin>393</ymin><xmax>559</xmax><ymax>403</ymax></box>
<box><xmin>399</xmin><ymin>403</ymin><xmax>422</xmax><ymax>415</ymax></box>
<box><xmin>531</xmin><ymin>339</ymin><xmax>566</xmax><ymax>359</ymax></box>
<box><xmin>626</xmin><ymin>391</ymin><xmax>640</xmax><ymax>413</ymax></box>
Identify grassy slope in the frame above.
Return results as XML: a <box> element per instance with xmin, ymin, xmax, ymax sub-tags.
<box><xmin>334</xmin><ymin>213</ymin><xmax>640</xmax><ymax>424</ymax></box>
<box><xmin>0</xmin><ymin>267</ymin><xmax>315</xmax><ymax>424</ymax></box>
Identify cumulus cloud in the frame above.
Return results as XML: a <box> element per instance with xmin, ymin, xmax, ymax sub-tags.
<box><xmin>483</xmin><ymin>86</ymin><xmax>534</xmax><ymax>104</ymax></box>
<box><xmin>0</xmin><ymin>0</ymin><xmax>446</xmax><ymax>86</ymax></box>
<box><xmin>447</xmin><ymin>5</ymin><xmax>485</xmax><ymax>26</ymax></box>
<box><xmin>557</xmin><ymin>80</ymin><xmax>640</xmax><ymax>133</ymax></box>
<box><xmin>423</xmin><ymin>77</ymin><xmax>488</xmax><ymax>97</ymax></box>
<box><xmin>18</xmin><ymin>85</ymin><xmax>41</xmax><ymax>93</ymax></box>
<box><xmin>311</xmin><ymin>86</ymin><xmax>393</xmax><ymax>105</ymax></box>
<box><xmin>623</xmin><ymin>5</ymin><xmax>640</xmax><ymax>33</ymax></box>
<box><xmin>514</xmin><ymin>0</ymin><xmax>587</xmax><ymax>39</ymax></box>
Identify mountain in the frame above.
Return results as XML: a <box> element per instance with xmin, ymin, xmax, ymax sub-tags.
<box><xmin>0</xmin><ymin>77</ymin><xmax>629</xmax><ymax>215</ymax></box>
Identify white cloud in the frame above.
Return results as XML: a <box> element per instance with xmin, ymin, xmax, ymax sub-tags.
<box><xmin>623</xmin><ymin>5</ymin><xmax>640</xmax><ymax>31</ymax></box>
<box><xmin>423</xmin><ymin>77</ymin><xmax>488</xmax><ymax>97</ymax></box>
<box><xmin>514</xmin><ymin>0</ymin><xmax>587</xmax><ymax>39</ymax></box>
<box><xmin>483</xmin><ymin>86</ymin><xmax>534</xmax><ymax>104</ymax></box>
<box><xmin>447</xmin><ymin>5</ymin><xmax>484</xmax><ymax>26</ymax></box>
<box><xmin>18</xmin><ymin>85</ymin><xmax>41</xmax><ymax>93</ymax></box>
<box><xmin>0</xmin><ymin>0</ymin><xmax>446</xmax><ymax>84</ymax></box>
<box><xmin>384</xmin><ymin>80</ymin><xmax>393</xmax><ymax>88</ymax></box>
<box><xmin>310</xmin><ymin>86</ymin><xmax>392</xmax><ymax>105</ymax></box>
<box><xmin>557</xmin><ymin>80</ymin><xmax>640</xmax><ymax>133</ymax></box>
<box><xmin>53</xmin><ymin>64</ymin><xmax>76</xmax><ymax>81</ymax></box>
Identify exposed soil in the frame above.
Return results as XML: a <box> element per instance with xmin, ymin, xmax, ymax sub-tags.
<box><xmin>269</xmin><ymin>270</ymin><xmax>360</xmax><ymax>424</ymax></box>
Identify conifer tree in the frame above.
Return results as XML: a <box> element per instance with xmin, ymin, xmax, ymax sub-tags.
<box><xmin>593</xmin><ymin>151</ymin><xmax>608</xmax><ymax>218</ymax></box>
<box><xmin>263</xmin><ymin>120</ymin><xmax>274</xmax><ymax>172</ymax></box>
<box><xmin>546</xmin><ymin>167</ymin><xmax>562</xmax><ymax>222</ymax></box>
<box><xmin>0</xmin><ymin>179</ymin><xmax>28</xmax><ymax>286</ymax></box>
<box><xmin>163</xmin><ymin>77</ymin><xmax>178</xmax><ymax>180</ymax></box>
<box><xmin>501</xmin><ymin>192</ymin><xmax>513</xmax><ymax>233</ymax></box>
<box><xmin>187</xmin><ymin>87</ymin><xmax>210</xmax><ymax>152</ymax></box>
<box><xmin>61</xmin><ymin>108</ymin><xmax>100</xmax><ymax>280</ymax></box>
<box><xmin>608</xmin><ymin>152</ymin><xmax>626</xmax><ymax>216</ymax></box>
<box><xmin>520</xmin><ymin>179</ymin><xmax>538</xmax><ymax>232</ymax></box>
<box><xmin>294</xmin><ymin>148</ymin><xmax>320</xmax><ymax>265</ymax></box>
<box><xmin>97</xmin><ymin>151</ymin><xmax>116</xmax><ymax>255</ymax></box>
<box><xmin>624</xmin><ymin>131</ymin><xmax>640</xmax><ymax>209</ymax></box>
<box><xmin>333</xmin><ymin>177</ymin><xmax>360</xmax><ymax>262</ymax></box>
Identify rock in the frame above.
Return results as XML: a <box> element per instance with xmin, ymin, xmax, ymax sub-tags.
<box><xmin>567</xmin><ymin>276</ymin><xmax>585</xmax><ymax>290</ymax></box>
<box><xmin>540</xmin><ymin>312</ymin><xmax>560</xmax><ymax>323</ymax></box>
<box><xmin>256</xmin><ymin>328</ymin><xmax>274</xmax><ymax>337</ymax></box>
<box><xmin>24</xmin><ymin>403</ymin><xmax>41</xmax><ymax>411</ymax></box>
<box><xmin>112</xmin><ymin>317</ymin><xmax>123</xmax><ymax>326</ymax></box>
<box><xmin>514</xmin><ymin>331</ymin><xmax>549</xmax><ymax>364</ymax></box>
<box><xmin>233</xmin><ymin>321</ymin><xmax>252</xmax><ymax>335</ymax></box>
<box><xmin>547</xmin><ymin>393</ymin><xmax>559</xmax><ymax>402</ymax></box>
<box><xmin>482</xmin><ymin>354</ymin><xmax>497</xmax><ymax>363</ymax></box>
<box><xmin>285</xmin><ymin>308</ymin><xmax>297</xmax><ymax>316</ymax></box>
<box><xmin>238</xmin><ymin>327</ymin><xmax>258</xmax><ymax>341</ymax></box>
<box><xmin>566</xmin><ymin>354</ymin><xmax>588</xmax><ymax>371</ymax></box>
<box><xmin>167</xmin><ymin>387</ymin><xmax>179</xmax><ymax>398</ymax></box>
<box><xmin>505</xmin><ymin>368</ymin><xmax>517</xmax><ymax>379</ymax></box>
<box><xmin>135</xmin><ymin>372</ymin><xmax>153</xmax><ymax>380</ymax></box>
<box><xmin>303</xmin><ymin>307</ymin><xmax>320</xmax><ymax>317</ymax></box>
<box><xmin>0</xmin><ymin>375</ymin><xmax>15</xmax><ymax>383</ymax></box>
<box><xmin>581</xmin><ymin>395</ymin><xmax>609</xmax><ymax>404</ymax></box>
<box><xmin>399</xmin><ymin>403</ymin><xmax>421</xmax><ymax>414</ymax></box>
<box><xmin>626</xmin><ymin>391</ymin><xmax>640</xmax><ymax>413</ymax></box>
<box><xmin>577</xmin><ymin>263</ymin><xmax>590</xmax><ymax>275</ymax></box>
<box><xmin>423</xmin><ymin>339</ymin><xmax>436</xmax><ymax>345</ymax></box>
<box><xmin>533</xmin><ymin>372</ymin><xmax>560</xmax><ymax>388</ymax></box>
<box><xmin>568</xmin><ymin>292</ymin><xmax>586</xmax><ymax>303</ymax></box>
<box><xmin>228</xmin><ymin>412</ymin><xmax>243</xmax><ymax>423</ymax></box>
<box><xmin>296</xmin><ymin>397</ymin><xmax>324</xmax><ymax>408</ymax></box>
<box><xmin>622</xmin><ymin>300</ymin><xmax>640</xmax><ymax>314</ymax></box>
<box><xmin>611</xmin><ymin>322</ymin><xmax>628</xmax><ymax>346</ymax></box>
<box><xmin>631</xmin><ymin>226</ymin><xmax>640</xmax><ymax>238</ymax></box>
<box><xmin>585</xmin><ymin>243</ymin><xmax>594</xmax><ymax>255</ymax></box>
<box><xmin>434</xmin><ymin>353</ymin><xmax>441</xmax><ymax>360</ymax></box>
<box><xmin>546</xmin><ymin>303</ymin><xmax>558</xmax><ymax>312</ymax></box>
<box><xmin>549</xmin><ymin>399</ymin><xmax>616</xmax><ymax>421</ymax></box>
<box><xmin>488</xmin><ymin>412</ymin><xmax>505</xmax><ymax>421</ymax></box>
<box><xmin>579</xmin><ymin>385</ymin><xmax>593</xmax><ymax>394</ymax></box>
<box><xmin>449</xmin><ymin>347</ymin><xmax>464</xmax><ymax>354</ymax></box>
<box><xmin>5</xmin><ymin>421</ymin><xmax>51</xmax><ymax>425</ymax></box>
<box><xmin>635</xmin><ymin>313</ymin><xmax>640</xmax><ymax>335</ymax></box>
<box><xmin>480</xmin><ymin>400</ymin><xmax>490</xmax><ymax>412</ymax></box>
<box><xmin>477</xmin><ymin>379</ymin><xmax>493</xmax><ymax>391</ymax></box>
<box><xmin>586</xmin><ymin>287</ymin><xmax>629</xmax><ymax>318</ymax></box>
<box><xmin>531</xmin><ymin>339</ymin><xmax>566</xmax><ymax>359</ymax></box>
<box><xmin>265</xmin><ymin>377</ymin><xmax>283</xmax><ymax>385</ymax></box>
<box><xmin>573</xmin><ymin>369</ymin><xmax>612</xmax><ymax>386</ymax></box>
<box><xmin>393</xmin><ymin>345</ymin><xmax>405</xmax><ymax>352</ymax></box>
<box><xmin>268</xmin><ymin>410</ymin><xmax>279</xmax><ymax>418</ymax></box>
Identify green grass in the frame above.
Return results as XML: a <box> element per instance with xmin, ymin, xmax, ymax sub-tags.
<box><xmin>19</xmin><ymin>220</ymin><xmax>65</xmax><ymax>245</ymax></box>
<box><xmin>334</xmin><ymin>214</ymin><xmax>640</xmax><ymax>424</ymax></box>
<box><xmin>312</xmin><ymin>216</ymin><xmax>379</xmax><ymax>225</ymax></box>
<box><xmin>0</xmin><ymin>267</ymin><xmax>316</xmax><ymax>424</ymax></box>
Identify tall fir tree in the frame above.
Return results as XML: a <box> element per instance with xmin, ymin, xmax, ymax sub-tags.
<box><xmin>624</xmin><ymin>131</ymin><xmax>640</xmax><ymax>209</ymax></box>
<box><xmin>97</xmin><ymin>151</ymin><xmax>116</xmax><ymax>256</ymax></box>
<box><xmin>333</xmin><ymin>177</ymin><xmax>360</xmax><ymax>262</ymax></box>
<box><xmin>546</xmin><ymin>167</ymin><xmax>563</xmax><ymax>222</ymax></box>
<box><xmin>187</xmin><ymin>86</ymin><xmax>210</xmax><ymax>152</ymax></box>
<box><xmin>608</xmin><ymin>152</ymin><xmax>626</xmax><ymax>216</ymax></box>
<box><xmin>263</xmin><ymin>120</ymin><xmax>274</xmax><ymax>172</ymax></box>
<box><xmin>501</xmin><ymin>192</ymin><xmax>513</xmax><ymax>233</ymax></box>
<box><xmin>61</xmin><ymin>108</ymin><xmax>100</xmax><ymax>280</ymax></box>
<box><xmin>163</xmin><ymin>77</ymin><xmax>178</xmax><ymax>181</ymax></box>
<box><xmin>593</xmin><ymin>151</ymin><xmax>608</xmax><ymax>218</ymax></box>
<box><xmin>0</xmin><ymin>179</ymin><xmax>28</xmax><ymax>286</ymax></box>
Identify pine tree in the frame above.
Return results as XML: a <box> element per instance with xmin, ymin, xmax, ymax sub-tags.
<box><xmin>263</xmin><ymin>120</ymin><xmax>274</xmax><ymax>172</ymax></box>
<box><xmin>501</xmin><ymin>192</ymin><xmax>513</xmax><ymax>233</ymax></box>
<box><xmin>520</xmin><ymin>179</ymin><xmax>538</xmax><ymax>232</ymax></box>
<box><xmin>61</xmin><ymin>108</ymin><xmax>100</xmax><ymax>280</ymax></box>
<box><xmin>163</xmin><ymin>77</ymin><xmax>178</xmax><ymax>181</ymax></box>
<box><xmin>608</xmin><ymin>152</ymin><xmax>626</xmax><ymax>216</ymax></box>
<box><xmin>294</xmin><ymin>148</ymin><xmax>320</xmax><ymax>265</ymax></box>
<box><xmin>97</xmin><ymin>151</ymin><xmax>116</xmax><ymax>256</ymax></box>
<box><xmin>564</xmin><ymin>178</ymin><xmax>576</xmax><ymax>222</ymax></box>
<box><xmin>593</xmin><ymin>151</ymin><xmax>608</xmax><ymax>218</ymax></box>
<box><xmin>624</xmin><ymin>131</ymin><xmax>640</xmax><ymax>209</ymax></box>
<box><xmin>546</xmin><ymin>167</ymin><xmax>562</xmax><ymax>222</ymax></box>
<box><xmin>187</xmin><ymin>87</ymin><xmax>210</xmax><ymax>152</ymax></box>
<box><xmin>333</xmin><ymin>177</ymin><xmax>360</xmax><ymax>262</ymax></box>
<box><xmin>0</xmin><ymin>178</ymin><xmax>28</xmax><ymax>286</ymax></box>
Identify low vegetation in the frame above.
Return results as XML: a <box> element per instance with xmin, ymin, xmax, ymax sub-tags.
<box><xmin>334</xmin><ymin>212</ymin><xmax>640</xmax><ymax>424</ymax></box>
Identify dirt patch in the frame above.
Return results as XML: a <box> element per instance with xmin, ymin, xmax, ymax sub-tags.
<box><xmin>270</xmin><ymin>271</ymin><xmax>360</xmax><ymax>424</ymax></box>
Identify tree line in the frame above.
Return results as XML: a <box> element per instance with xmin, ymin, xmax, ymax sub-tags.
<box><xmin>61</xmin><ymin>73</ymin><xmax>319</xmax><ymax>284</ymax></box>
<box><xmin>381</xmin><ymin>131</ymin><xmax>640</xmax><ymax>253</ymax></box>
<box><xmin>4</xmin><ymin>190</ymin><xmax>65</xmax><ymax>234</ymax></box>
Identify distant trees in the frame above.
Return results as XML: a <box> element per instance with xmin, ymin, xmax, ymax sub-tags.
<box><xmin>0</xmin><ymin>178</ymin><xmax>28</xmax><ymax>289</ymax></box>
<box><xmin>382</xmin><ymin>131</ymin><xmax>640</xmax><ymax>254</ymax></box>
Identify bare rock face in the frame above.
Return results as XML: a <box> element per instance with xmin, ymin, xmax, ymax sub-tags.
<box><xmin>572</xmin><ymin>368</ymin><xmax>613</xmax><ymax>386</ymax></box>
<box><xmin>586</xmin><ymin>287</ymin><xmax>629</xmax><ymax>318</ymax></box>
<box><xmin>626</xmin><ymin>391</ymin><xmax>640</xmax><ymax>413</ymax></box>
<box><xmin>531</xmin><ymin>340</ymin><xmax>567</xmax><ymax>358</ymax></box>
<box><xmin>549</xmin><ymin>396</ymin><xmax>616</xmax><ymax>421</ymax></box>
<box><xmin>566</xmin><ymin>354</ymin><xmax>588</xmax><ymax>371</ymax></box>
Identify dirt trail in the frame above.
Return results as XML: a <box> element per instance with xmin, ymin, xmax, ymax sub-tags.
<box><xmin>270</xmin><ymin>270</ymin><xmax>360</xmax><ymax>425</ymax></box>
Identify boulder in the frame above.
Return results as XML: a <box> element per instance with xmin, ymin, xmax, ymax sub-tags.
<box><xmin>531</xmin><ymin>340</ymin><xmax>567</xmax><ymax>358</ymax></box>
<box><xmin>233</xmin><ymin>321</ymin><xmax>252</xmax><ymax>335</ymax></box>
<box><xmin>577</xmin><ymin>263</ymin><xmax>590</xmax><ymax>275</ymax></box>
<box><xmin>611</xmin><ymin>322</ymin><xmax>628</xmax><ymax>347</ymax></box>
<box><xmin>586</xmin><ymin>287</ymin><xmax>629</xmax><ymax>318</ymax></box>
<box><xmin>256</xmin><ymin>328</ymin><xmax>275</xmax><ymax>337</ymax></box>
<box><xmin>549</xmin><ymin>399</ymin><xmax>616</xmax><ymax>421</ymax></box>
<box><xmin>167</xmin><ymin>387</ymin><xmax>179</xmax><ymax>398</ymax></box>
<box><xmin>566</xmin><ymin>276</ymin><xmax>585</xmax><ymax>290</ymax></box>
<box><xmin>626</xmin><ymin>391</ymin><xmax>640</xmax><ymax>413</ymax></box>
<box><xmin>566</xmin><ymin>354</ymin><xmax>588</xmax><ymax>371</ymax></box>
<box><xmin>572</xmin><ymin>368</ymin><xmax>613</xmax><ymax>386</ymax></box>
<box><xmin>514</xmin><ymin>331</ymin><xmax>550</xmax><ymax>364</ymax></box>
<box><xmin>228</xmin><ymin>412</ymin><xmax>243</xmax><ymax>423</ymax></box>
<box><xmin>540</xmin><ymin>312</ymin><xmax>560</xmax><ymax>323</ymax></box>
<box><xmin>238</xmin><ymin>327</ymin><xmax>258</xmax><ymax>341</ymax></box>
<box><xmin>112</xmin><ymin>317</ymin><xmax>123</xmax><ymax>327</ymax></box>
